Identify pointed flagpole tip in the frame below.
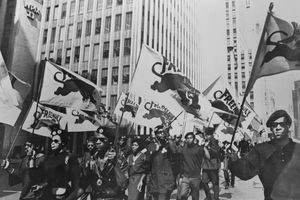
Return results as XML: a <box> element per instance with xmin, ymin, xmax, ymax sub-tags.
<box><xmin>269</xmin><ymin>2</ymin><xmax>274</xmax><ymax>12</ymax></box>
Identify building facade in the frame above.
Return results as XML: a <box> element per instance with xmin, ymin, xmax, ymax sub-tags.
<box><xmin>292</xmin><ymin>80</ymin><xmax>300</xmax><ymax>140</ymax></box>
<box><xmin>37</xmin><ymin>0</ymin><xmax>202</xmax><ymax>113</ymax></box>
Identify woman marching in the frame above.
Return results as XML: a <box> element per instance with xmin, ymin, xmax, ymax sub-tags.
<box><xmin>127</xmin><ymin>138</ymin><xmax>149</xmax><ymax>200</ymax></box>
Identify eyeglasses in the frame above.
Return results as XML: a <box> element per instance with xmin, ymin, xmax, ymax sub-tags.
<box><xmin>51</xmin><ymin>139</ymin><xmax>61</xmax><ymax>144</ymax></box>
<box><xmin>271</xmin><ymin>122</ymin><xmax>287</xmax><ymax>128</ymax></box>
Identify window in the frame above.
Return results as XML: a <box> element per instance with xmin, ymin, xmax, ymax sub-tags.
<box><xmin>97</xmin><ymin>0</ymin><xmax>103</xmax><ymax>10</ymax></box>
<box><xmin>41</xmin><ymin>52</ymin><xmax>45</xmax><ymax>60</ymax></box>
<box><xmin>103</xmin><ymin>42</ymin><xmax>109</xmax><ymax>58</ymax></box>
<box><xmin>49</xmin><ymin>51</ymin><xmax>54</xmax><ymax>61</ymax></box>
<box><xmin>82</xmin><ymin>70</ymin><xmax>88</xmax><ymax>78</ymax></box>
<box><xmin>67</xmin><ymin>24</ymin><xmax>73</xmax><ymax>40</ymax></box>
<box><xmin>57</xmin><ymin>49</ymin><xmax>62</xmax><ymax>65</ymax></box>
<box><xmin>70</xmin><ymin>1</ymin><xmax>75</xmax><ymax>16</ymax></box>
<box><xmin>53</xmin><ymin>5</ymin><xmax>59</xmax><ymax>20</ymax></box>
<box><xmin>85</xmin><ymin>20</ymin><xmax>92</xmax><ymax>36</ymax></box>
<box><xmin>110</xmin><ymin>95</ymin><xmax>117</xmax><ymax>111</ymax></box>
<box><xmin>43</xmin><ymin>29</ymin><xmax>48</xmax><ymax>44</ymax></box>
<box><xmin>78</xmin><ymin>0</ymin><xmax>84</xmax><ymax>14</ymax></box>
<box><xmin>106</xmin><ymin>0</ymin><xmax>112</xmax><ymax>8</ymax></box>
<box><xmin>83</xmin><ymin>45</ymin><xmax>90</xmax><ymax>62</ymax></box>
<box><xmin>116</xmin><ymin>0</ymin><xmax>122</xmax><ymax>5</ymax></box>
<box><xmin>95</xmin><ymin>18</ymin><xmax>101</xmax><ymax>34</ymax></box>
<box><xmin>228</xmin><ymin>73</ymin><xmax>231</xmax><ymax>80</ymax></box>
<box><xmin>234</xmin><ymin>72</ymin><xmax>238</xmax><ymax>79</ymax></box>
<box><xmin>125</xmin><ymin>12</ymin><xmax>132</xmax><ymax>30</ymax></box>
<box><xmin>242</xmin><ymin>81</ymin><xmax>246</xmax><ymax>89</ymax></box>
<box><xmin>101</xmin><ymin>68</ymin><xmax>108</xmax><ymax>85</ymax></box>
<box><xmin>50</xmin><ymin>27</ymin><xmax>56</xmax><ymax>43</ymax></box>
<box><xmin>74</xmin><ymin>46</ymin><xmax>80</xmax><ymax>62</ymax></box>
<box><xmin>93</xmin><ymin>43</ymin><xmax>100</xmax><ymax>60</ymax></box>
<box><xmin>76</xmin><ymin>22</ymin><xmax>82</xmax><ymax>38</ymax></box>
<box><xmin>61</xmin><ymin>3</ymin><xmax>67</xmax><ymax>19</ymax></box>
<box><xmin>124</xmin><ymin>38</ymin><xmax>131</xmax><ymax>55</ymax></box>
<box><xmin>104</xmin><ymin>16</ymin><xmax>111</xmax><ymax>33</ymax></box>
<box><xmin>115</xmin><ymin>14</ymin><xmax>122</xmax><ymax>31</ymax></box>
<box><xmin>111</xmin><ymin>67</ymin><xmax>118</xmax><ymax>84</ymax></box>
<box><xmin>122</xmin><ymin>65</ymin><xmax>130</xmax><ymax>83</ymax></box>
<box><xmin>65</xmin><ymin>48</ymin><xmax>71</xmax><ymax>64</ymax></box>
<box><xmin>242</xmin><ymin>71</ymin><xmax>245</xmax><ymax>78</ymax></box>
<box><xmin>46</xmin><ymin>7</ymin><xmax>50</xmax><ymax>21</ymax></box>
<box><xmin>113</xmin><ymin>40</ymin><xmax>120</xmax><ymax>57</ymax></box>
<box><xmin>58</xmin><ymin>27</ymin><xmax>65</xmax><ymax>42</ymax></box>
<box><xmin>87</xmin><ymin>0</ymin><xmax>93</xmax><ymax>12</ymax></box>
<box><xmin>91</xmin><ymin>69</ymin><xmax>98</xmax><ymax>84</ymax></box>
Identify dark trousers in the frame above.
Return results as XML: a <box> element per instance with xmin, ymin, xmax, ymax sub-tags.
<box><xmin>151</xmin><ymin>191</ymin><xmax>172</xmax><ymax>200</ymax></box>
<box><xmin>202</xmin><ymin>169</ymin><xmax>219</xmax><ymax>200</ymax></box>
<box><xmin>178</xmin><ymin>176</ymin><xmax>201</xmax><ymax>200</ymax></box>
<box><xmin>223</xmin><ymin>169</ymin><xmax>235</xmax><ymax>187</ymax></box>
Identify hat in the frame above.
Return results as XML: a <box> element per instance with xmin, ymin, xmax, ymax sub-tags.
<box><xmin>94</xmin><ymin>127</ymin><xmax>108</xmax><ymax>140</ymax></box>
<box><xmin>266</xmin><ymin>110</ymin><xmax>292</xmax><ymax>128</ymax></box>
<box><xmin>184</xmin><ymin>132</ymin><xmax>195</xmax><ymax>139</ymax></box>
<box><xmin>154</xmin><ymin>124</ymin><xmax>169</xmax><ymax>135</ymax></box>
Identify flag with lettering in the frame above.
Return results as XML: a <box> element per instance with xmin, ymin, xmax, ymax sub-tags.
<box><xmin>113</xmin><ymin>92</ymin><xmax>140</xmax><ymax>122</ymax></box>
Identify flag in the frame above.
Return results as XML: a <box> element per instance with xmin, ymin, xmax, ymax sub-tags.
<box><xmin>113</xmin><ymin>92</ymin><xmax>140</xmax><ymax>122</ymax></box>
<box><xmin>214</xmin><ymin>120</ymin><xmax>244</xmax><ymax>143</ymax></box>
<box><xmin>22</xmin><ymin>101</ymin><xmax>67</xmax><ymax>137</ymax></box>
<box><xmin>130</xmin><ymin>45</ymin><xmax>209</xmax><ymax>120</ymax></box>
<box><xmin>203</xmin><ymin>76</ymin><xmax>255</xmax><ymax>128</ymax></box>
<box><xmin>65</xmin><ymin>108</ymin><xmax>99</xmax><ymax>132</ymax></box>
<box><xmin>39</xmin><ymin>61</ymin><xmax>102</xmax><ymax>112</ymax></box>
<box><xmin>245</xmin><ymin>11</ymin><xmax>300</xmax><ymax>96</ymax></box>
<box><xmin>0</xmin><ymin>53</ymin><xmax>22</xmax><ymax>126</ymax></box>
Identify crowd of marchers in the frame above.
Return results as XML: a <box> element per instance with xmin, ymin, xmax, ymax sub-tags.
<box><xmin>2</xmin><ymin>110</ymin><xmax>300</xmax><ymax>200</ymax></box>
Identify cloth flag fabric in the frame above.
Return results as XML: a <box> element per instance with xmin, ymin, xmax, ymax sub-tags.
<box><xmin>203</xmin><ymin>76</ymin><xmax>255</xmax><ymax>128</ymax></box>
<box><xmin>0</xmin><ymin>53</ymin><xmax>22</xmax><ymax>126</ymax></box>
<box><xmin>245</xmin><ymin>11</ymin><xmax>300</xmax><ymax>96</ymax></box>
<box><xmin>39</xmin><ymin>61</ymin><xmax>102</xmax><ymax>112</ymax></box>
<box><xmin>22</xmin><ymin>101</ymin><xmax>67</xmax><ymax>137</ymax></box>
<box><xmin>113</xmin><ymin>92</ymin><xmax>140</xmax><ymax>122</ymax></box>
<box><xmin>130</xmin><ymin>45</ymin><xmax>210</xmax><ymax>120</ymax></box>
<box><xmin>214</xmin><ymin>120</ymin><xmax>244</xmax><ymax>143</ymax></box>
<box><xmin>65</xmin><ymin>108</ymin><xmax>99</xmax><ymax>132</ymax></box>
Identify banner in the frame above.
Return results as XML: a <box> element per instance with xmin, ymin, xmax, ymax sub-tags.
<box><xmin>39</xmin><ymin>61</ymin><xmax>102</xmax><ymax>112</ymax></box>
<box><xmin>214</xmin><ymin>120</ymin><xmax>244</xmax><ymax>143</ymax></box>
<box><xmin>245</xmin><ymin>11</ymin><xmax>300</xmax><ymax>96</ymax></box>
<box><xmin>203</xmin><ymin>76</ymin><xmax>255</xmax><ymax>128</ymax></box>
<box><xmin>22</xmin><ymin>101</ymin><xmax>67</xmax><ymax>137</ymax></box>
<box><xmin>113</xmin><ymin>92</ymin><xmax>140</xmax><ymax>122</ymax></box>
<box><xmin>65</xmin><ymin>108</ymin><xmax>99</xmax><ymax>132</ymax></box>
<box><xmin>130</xmin><ymin>45</ymin><xmax>210</xmax><ymax>120</ymax></box>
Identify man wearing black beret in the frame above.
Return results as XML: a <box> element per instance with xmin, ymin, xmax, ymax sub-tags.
<box><xmin>228</xmin><ymin>109</ymin><xmax>300</xmax><ymax>200</ymax></box>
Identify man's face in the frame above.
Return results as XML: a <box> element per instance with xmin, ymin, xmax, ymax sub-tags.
<box><xmin>51</xmin><ymin>135</ymin><xmax>62</xmax><ymax>151</ymax></box>
<box><xmin>25</xmin><ymin>142</ymin><xmax>33</xmax><ymax>155</ymax></box>
<box><xmin>94</xmin><ymin>137</ymin><xmax>107</xmax><ymax>151</ymax></box>
<box><xmin>131</xmin><ymin>142</ymin><xmax>139</xmax><ymax>153</ymax></box>
<box><xmin>270</xmin><ymin>117</ymin><xmax>290</xmax><ymax>140</ymax></box>
<box><xmin>156</xmin><ymin>131</ymin><xmax>166</xmax><ymax>141</ymax></box>
<box><xmin>186</xmin><ymin>135</ymin><xmax>195</xmax><ymax>146</ymax></box>
<box><xmin>87</xmin><ymin>141</ymin><xmax>95</xmax><ymax>151</ymax></box>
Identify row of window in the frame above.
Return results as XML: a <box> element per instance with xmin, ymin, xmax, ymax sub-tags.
<box><xmin>45</xmin><ymin>0</ymin><xmax>129</xmax><ymax>22</ymax></box>
<box><xmin>43</xmin><ymin>12</ymin><xmax>132</xmax><ymax>44</ymax></box>
<box><xmin>101</xmin><ymin>65</ymin><xmax>130</xmax><ymax>86</ymax></box>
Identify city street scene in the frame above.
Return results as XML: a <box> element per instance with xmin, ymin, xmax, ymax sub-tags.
<box><xmin>0</xmin><ymin>0</ymin><xmax>300</xmax><ymax>199</ymax></box>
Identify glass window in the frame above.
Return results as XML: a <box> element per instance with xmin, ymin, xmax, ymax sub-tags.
<box><xmin>125</xmin><ymin>12</ymin><xmax>132</xmax><ymax>30</ymax></box>
<box><xmin>115</xmin><ymin>14</ymin><xmax>122</xmax><ymax>31</ymax></box>
<box><xmin>61</xmin><ymin>3</ymin><xmax>67</xmax><ymax>19</ymax></box>
<box><xmin>70</xmin><ymin>1</ymin><xmax>75</xmax><ymax>16</ymax></box>
<box><xmin>95</xmin><ymin>18</ymin><xmax>101</xmax><ymax>34</ymax></box>
<box><xmin>113</xmin><ymin>40</ymin><xmax>120</xmax><ymax>57</ymax></box>
<box><xmin>107</xmin><ymin>0</ymin><xmax>112</xmax><ymax>8</ymax></box>
<box><xmin>105</xmin><ymin>16</ymin><xmax>111</xmax><ymax>33</ymax></box>
<box><xmin>41</xmin><ymin>52</ymin><xmax>45</xmax><ymax>60</ymax></box>
<box><xmin>59</xmin><ymin>26</ymin><xmax>65</xmax><ymax>41</ymax></box>
<box><xmin>83</xmin><ymin>45</ymin><xmax>90</xmax><ymax>62</ymax></box>
<box><xmin>87</xmin><ymin>0</ymin><xmax>93</xmax><ymax>12</ymax></box>
<box><xmin>57</xmin><ymin>49</ymin><xmax>62</xmax><ymax>65</ymax></box>
<box><xmin>67</xmin><ymin>24</ymin><xmax>73</xmax><ymax>40</ymax></box>
<box><xmin>124</xmin><ymin>38</ymin><xmax>131</xmax><ymax>55</ymax></box>
<box><xmin>43</xmin><ymin>29</ymin><xmax>48</xmax><ymax>44</ymax></box>
<box><xmin>97</xmin><ymin>0</ymin><xmax>103</xmax><ymax>10</ymax></box>
<box><xmin>74</xmin><ymin>46</ymin><xmax>80</xmax><ymax>63</ymax></box>
<box><xmin>122</xmin><ymin>65</ymin><xmax>130</xmax><ymax>83</ymax></box>
<box><xmin>101</xmin><ymin>68</ymin><xmax>108</xmax><ymax>85</ymax></box>
<box><xmin>65</xmin><ymin>48</ymin><xmax>71</xmax><ymax>64</ymax></box>
<box><xmin>85</xmin><ymin>20</ymin><xmax>92</xmax><ymax>36</ymax></box>
<box><xmin>110</xmin><ymin>95</ymin><xmax>118</xmax><ymax>111</ymax></box>
<box><xmin>49</xmin><ymin>51</ymin><xmax>54</xmax><ymax>61</ymax></box>
<box><xmin>82</xmin><ymin>70</ymin><xmax>88</xmax><ymax>78</ymax></box>
<box><xmin>103</xmin><ymin>42</ymin><xmax>109</xmax><ymax>58</ymax></box>
<box><xmin>111</xmin><ymin>67</ymin><xmax>118</xmax><ymax>84</ymax></box>
<box><xmin>91</xmin><ymin>69</ymin><xmax>97</xmax><ymax>84</ymax></box>
<box><xmin>53</xmin><ymin>5</ymin><xmax>59</xmax><ymax>20</ymax></box>
<box><xmin>76</xmin><ymin>22</ymin><xmax>82</xmax><ymax>38</ymax></box>
<box><xmin>78</xmin><ymin>0</ymin><xmax>84</xmax><ymax>14</ymax></box>
<box><xmin>116</xmin><ymin>0</ymin><xmax>122</xmax><ymax>5</ymax></box>
<box><xmin>93</xmin><ymin>43</ymin><xmax>100</xmax><ymax>60</ymax></box>
<box><xmin>46</xmin><ymin>7</ymin><xmax>50</xmax><ymax>21</ymax></box>
<box><xmin>50</xmin><ymin>27</ymin><xmax>56</xmax><ymax>43</ymax></box>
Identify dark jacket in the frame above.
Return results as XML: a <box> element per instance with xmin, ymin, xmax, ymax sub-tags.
<box><xmin>202</xmin><ymin>137</ymin><xmax>221</xmax><ymax>170</ymax></box>
<box><xmin>230</xmin><ymin>139</ymin><xmax>300</xmax><ymax>200</ymax></box>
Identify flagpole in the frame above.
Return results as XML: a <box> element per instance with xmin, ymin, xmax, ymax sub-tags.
<box><xmin>229</xmin><ymin>3</ymin><xmax>274</xmax><ymax>149</ymax></box>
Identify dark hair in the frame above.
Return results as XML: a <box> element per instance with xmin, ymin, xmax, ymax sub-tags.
<box><xmin>185</xmin><ymin>132</ymin><xmax>195</xmax><ymax>139</ymax></box>
<box><xmin>131</xmin><ymin>138</ymin><xmax>144</xmax><ymax>154</ymax></box>
<box><xmin>266</xmin><ymin>110</ymin><xmax>292</xmax><ymax>128</ymax></box>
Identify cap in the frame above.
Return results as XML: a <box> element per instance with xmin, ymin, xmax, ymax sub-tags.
<box><xmin>184</xmin><ymin>132</ymin><xmax>195</xmax><ymax>139</ymax></box>
<box><xmin>266</xmin><ymin>110</ymin><xmax>292</xmax><ymax>128</ymax></box>
<box><xmin>94</xmin><ymin>127</ymin><xmax>108</xmax><ymax>140</ymax></box>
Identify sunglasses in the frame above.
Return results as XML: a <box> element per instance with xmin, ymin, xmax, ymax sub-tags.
<box><xmin>271</xmin><ymin>122</ymin><xmax>287</xmax><ymax>128</ymax></box>
<box><xmin>24</xmin><ymin>143</ymin><xmax>32</xmax><ymax>147</ymax></box>
<box><xmin>51</xmin><ymin>139</ymin><xmax>61</xmax><ymax>144</ymax></box>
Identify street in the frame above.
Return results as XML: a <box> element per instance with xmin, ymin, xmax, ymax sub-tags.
<box><xmin>0</xmin><ymin>169</ymin><xmax>264</xmax><ymax>200</ymax></box>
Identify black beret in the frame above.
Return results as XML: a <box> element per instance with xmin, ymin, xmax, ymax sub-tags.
<box><xmin>184</xmin><ymin>132</ymin><xmax>195</xmax><ymax>139</ymax></box>
<box><xmin>266</xmin><ymin>110</ymin><xmax>292</xmax><ymax>128</ymax></box>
